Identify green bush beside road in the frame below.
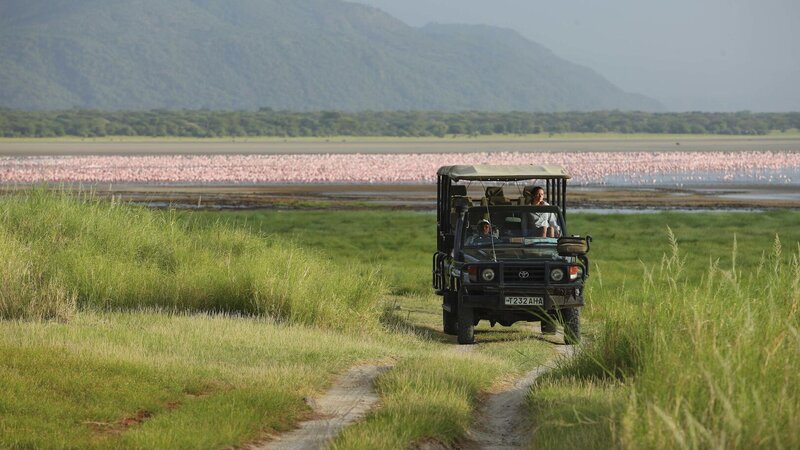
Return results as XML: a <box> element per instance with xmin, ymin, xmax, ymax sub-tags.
<box><xmin>531</xmin><ymin>215</ymin><xmax>800</xmax><ymax>449</ymax></box>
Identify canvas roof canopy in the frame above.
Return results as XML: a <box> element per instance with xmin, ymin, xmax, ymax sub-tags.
<box><xmin>437</xmin><ymin>164</ymin><xmax>571</xmax><ymax>181</ymax></box>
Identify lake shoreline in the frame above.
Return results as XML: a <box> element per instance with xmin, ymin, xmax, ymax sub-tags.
<box><xmin>4</xmin><ymin>183</ymin><xmax>798</xmax><ymax>210</ymax></box>
<box><xmin>2</xmin><ymin>135</ymin><xmax>800</xmax><ymax>155</ymax></box>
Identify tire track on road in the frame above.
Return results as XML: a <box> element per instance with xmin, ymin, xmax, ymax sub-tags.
<box><xmin>253</xmin><ymin>364</ymin><xmax>391</xmax><ymax>450</ymax></box>
<box><xmin>252</xmin><ymin>327</ymin><xmax>576</xmax><ymax>450</ymax></box>
<box><xmin>465</xmin><ymin>340</ymin><xmax>577</xmax><ymax>450</ymax></box>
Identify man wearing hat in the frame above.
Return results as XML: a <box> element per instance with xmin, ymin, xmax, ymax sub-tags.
<box><xmin>466</xmin><ymin>219</ymin><xmax>498</xmax><ymax>245</ymax></box>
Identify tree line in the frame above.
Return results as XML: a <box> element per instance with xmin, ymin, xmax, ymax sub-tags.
<box><xmin>1</xmin><ymin>109</ymin><xmax>798</xmax><ymax>138</ymax></box>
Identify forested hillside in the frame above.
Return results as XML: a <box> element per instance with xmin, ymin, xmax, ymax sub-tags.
<box><xmin>0</xmin><ymin>0</ymin><xmax>662</xmax><ymax>112</ymax></box>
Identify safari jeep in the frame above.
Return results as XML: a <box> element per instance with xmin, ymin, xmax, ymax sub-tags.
<box><xmin>432</xmin><ymin>165</ymin><xmax>591</xmax><ymax>344</ymax></box>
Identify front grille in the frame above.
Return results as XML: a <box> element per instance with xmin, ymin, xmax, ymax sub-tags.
<box><xmin>503</xmin><ymin>266</ymin><xmax>546</xmax><ymax>283</ymax></box>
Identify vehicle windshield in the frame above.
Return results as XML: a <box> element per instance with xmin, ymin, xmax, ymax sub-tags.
<box><xmin>462</xmin><ymin>206</ymin><xmax>563</xmax><ymax>248</ymax></box>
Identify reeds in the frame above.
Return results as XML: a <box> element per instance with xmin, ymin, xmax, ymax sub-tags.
<box><xmin>565</xmin><ymin>227</ymin><xmax>800</xmax><ymax>448</ymax></box>
<box><xmin>0</xmin><ymin>228</ymin><xmax>76</xmax><ymax>321</ymax></box>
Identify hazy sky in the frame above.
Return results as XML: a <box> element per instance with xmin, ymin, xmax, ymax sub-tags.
<box><xmin>352</xmin><ymin>0</ymin><xmax>800</xmax><ymax>112</ymax></box>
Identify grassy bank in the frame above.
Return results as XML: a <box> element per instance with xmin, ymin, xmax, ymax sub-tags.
<box><xmin>0</xmin><ymin>192</ymin><xmax>553</xmax><ymax>448</ymax></box>
<box><xmin>0</xmin><ymin>190</ymin><xmax>383</xmax><ymax>330</ymax></box>
<box><xmin>197</xmin><ymin>208</ymin><xmax>800</xmax><ymax>448</ymax></box>
<box><xmin>2</xmin><ymin>192</ymin><xmax>800</xmax><ymax>448</ymax></box>
<box><xmin>188</xmin><ymin>209</ymin><xmax>434</xmax><ymax>296</ymax></box>
<box><xmin>1</xmin><ymin>307</ymin><xmax>552</xmax><ymax>449</ymax></box>
<box><xmin>530</xmin><ymin>216</ymin><xmax>800</xmax><ymax>449</ymax></box>
<box><xmin>0</xmin><ymin>311</ymin><xmax>417</xmax><ymax>448</ymax></box>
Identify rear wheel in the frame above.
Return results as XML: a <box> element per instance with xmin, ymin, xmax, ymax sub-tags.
<box><xmin>457</xmin><ymin>304</ymin><xmax>475</xmax><ymax>344</ymax></box>
<box><xmin>562</xmin><ymin>307</ymin><xmax>581</xmax><ymax>344</ymax></box>
<box><xmin>442</xmin><ymin>292</ymin><xmax>458</xmax><ymax>335</ymax></box>
<box><xmin>443</xmin><ymin>310</ymin><xmax>458</xmax><ymax>335</ymax></box>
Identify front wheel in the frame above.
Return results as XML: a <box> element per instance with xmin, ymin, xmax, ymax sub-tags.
<box><xmin>561</xmin><ymin>307</ymin><xmax>581</xmax><ymax>345</ymax></box>
<box><xmin>540</xmin><ymin>310</ymin><xmax>557</xmax><ymax>335</ymax></box>
<box><xmin>457</xmin><ymin>305</ymin><xmax>475</xmax><ymax>344</ymax></box>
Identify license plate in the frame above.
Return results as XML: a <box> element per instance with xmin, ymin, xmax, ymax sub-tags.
<box><xmin>504</xmin><ymin>296</ymin><xmax>544</xmax><ymax>306</ymax></box>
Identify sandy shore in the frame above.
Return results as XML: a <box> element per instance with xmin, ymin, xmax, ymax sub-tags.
<box><xmin>6</xmin><ymin>183</ymin><xmax>797</xmax><ymax>210</ymax></box>
<box><xmin>2</xmin><ymin>136</ymin><xmax>800</xmax><ymax>156</ymax></box>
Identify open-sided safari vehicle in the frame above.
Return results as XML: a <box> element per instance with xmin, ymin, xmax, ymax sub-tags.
<box><xmin>432</xmin><ymin>165</ymin><xmax>591</xmax><ymax>344</ymax></box>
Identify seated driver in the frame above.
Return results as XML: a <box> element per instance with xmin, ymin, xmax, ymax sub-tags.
<box><xmin>466</xmin><ymin>219</ymin><xmax>498</xmax><ymax>245</ymax></box>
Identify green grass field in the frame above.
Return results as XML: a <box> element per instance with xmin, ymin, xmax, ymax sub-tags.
<box><xmin>530</xmin><ymin>220</ymin><xmax>800</xmax><ymax>449</ymax></box>
<box><xmin>1</xmin><ymin>191</ymin><xmax>799</xmax><ymax>448</ymax></box>
<box><xmin>0</xmin><ymin>192</ymin><xmax>554</xmax><ymax>449</ymax></box>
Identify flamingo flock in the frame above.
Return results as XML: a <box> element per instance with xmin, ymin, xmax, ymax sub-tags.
<box><xmin>0</xmin><ymin>151</ymin><xmax>798</xmax><ymax>186</ymax></box>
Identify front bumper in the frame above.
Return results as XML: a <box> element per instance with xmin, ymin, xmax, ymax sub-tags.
<box><xmin>460</xmin><ymin>284</ymin><xmax>584</xmax><ymax>311</ymax></box>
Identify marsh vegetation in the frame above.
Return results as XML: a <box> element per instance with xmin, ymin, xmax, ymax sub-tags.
<box><xmin>1</xmin><ymin>191</ymin><xmax>798</xmax><ymax>448</ymax></box>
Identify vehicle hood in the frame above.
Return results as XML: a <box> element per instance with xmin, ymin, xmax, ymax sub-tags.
<box><xmin>463</xmin><ymin>247</ymin><xmax>563</xmax><ymax>262</ymax></box>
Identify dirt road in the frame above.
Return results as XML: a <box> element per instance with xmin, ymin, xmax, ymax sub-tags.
<box><xmin>255</xmin><ymin>323</ymin><xmax>576</xmax><ymax>450</ymax></box>
<box><xmin>253</xmin><ymin>364</ymin><xmax>390</xmax><ymax>450</ymax></box>
<box><xmin>466</xmin><ymin>343</ymin><xmax>576</xmax><ymax>450</ymax></box>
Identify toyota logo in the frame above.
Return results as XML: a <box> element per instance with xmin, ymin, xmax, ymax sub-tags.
<box><xmin>518</xmin><ymin>271</ymin><xmax>530</xmax><ymax>279</ymax></box>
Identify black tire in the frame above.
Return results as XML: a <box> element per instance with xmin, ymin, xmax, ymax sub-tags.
<box><xmin>443</xmin><ymin>309</ymin><xmax>458</xmax><ymax>335</ymax></box>
<box><xmin>457</xmin><ymin>304</ymin><xmax>475</xmax><ymax>344</ymax></box>
<box><xmin>562</xmin><ymin>307</ymin><xmax>581</xmax><ymax>344</ymax></box>
<box><xmin>442</xmin><ymin>292</ymin><xmax>458</xmax><ymax>335</ymax></box>
<box><xmin>540</xmin><ymin>315</ymin><xmax>557</xmax><ymax>335</ymax></box>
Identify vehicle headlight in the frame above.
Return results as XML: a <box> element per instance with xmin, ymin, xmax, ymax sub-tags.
<box><xmin>550</xmin><ymin>268</ymin><xmax>565</xmax><ymax>282</ymax></box>
<box><xmin>467</xmin><ymin>266</ymin><xmax>478</xmax><ymax>282</ymax></box>
<box><xmin>481</xmin><ymin>268</ymin><xmax>496</xmax><ymax>282</ymax></box>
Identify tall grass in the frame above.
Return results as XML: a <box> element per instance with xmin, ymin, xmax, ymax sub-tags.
<box><xmin>188</xmin><ymin>209</ymin><xmax>435</xmax><ymax>295</ymax></box>
<box><xmin>542</xmin><ymin>227</ymin><xmax>800</xmax><ymax>448</ymax></box>
<box><xmin>0</xmin><ymin>190</ymin><xmax>384</xmax><ymax>330</ymax></box>
<box><xmin>0</xmin><ymin>228</ymin><xmax>76</xmax><ymax>321</ymax></box>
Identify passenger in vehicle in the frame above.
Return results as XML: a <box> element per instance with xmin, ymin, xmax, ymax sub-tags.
<box><xmin>466</xmin><ymin>219</ymin><xmax>497</xmax><ymax>245</ymax></box>
<box><xmin>528</xmin><ymin>186</ymin><xmax>561</xmax><ymax>237</ymax></box>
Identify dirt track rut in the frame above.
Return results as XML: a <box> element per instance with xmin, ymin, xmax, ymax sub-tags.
<box><xmin>254</xmin><ymin>364</ymin><xmax>390</xmax><ymax>450</ymax></box>
<box><xmin>466</xmin><ymin>344</ymin><xmax>576</xmax><ymax>449</ymax></box>
<box><xmin>255</xmin><ymin>331</ymin><xmax>575</xmax><ymax>450</ymax></box>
